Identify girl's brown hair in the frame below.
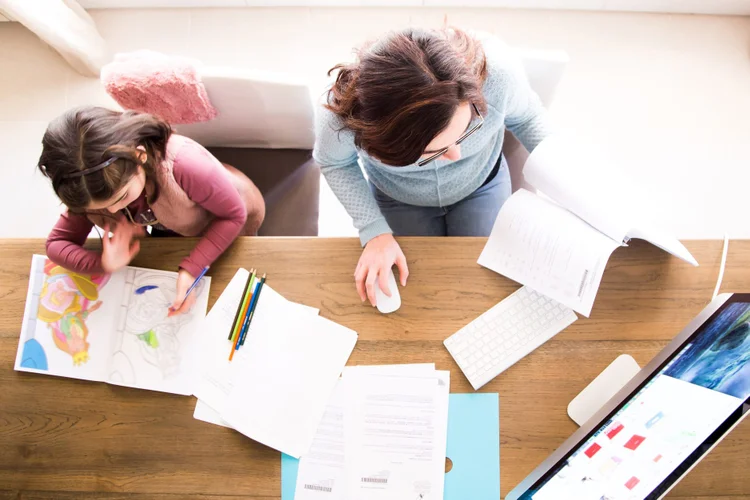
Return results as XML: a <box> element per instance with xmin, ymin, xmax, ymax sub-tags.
<box><xmin>325</xmin><ymin>27</ymin><xmax>488</xmax><ymax>166</ymax></box>
<box><xmin>37</xmin><ymin>107</ymin><xmax>171</xmax><ymax>211</ymax></box>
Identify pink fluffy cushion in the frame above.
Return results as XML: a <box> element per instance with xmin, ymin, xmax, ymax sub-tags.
<box><xmin>101</xmin><ymin>50</ymin><xmax>217</xmax><ymax>125</ymax></box>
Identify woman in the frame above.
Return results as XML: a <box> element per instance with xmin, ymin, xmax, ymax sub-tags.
<box><xmin>314</xmin><ymin>27</ymin><xmax>552</xmax><ymax>306</ymax></box>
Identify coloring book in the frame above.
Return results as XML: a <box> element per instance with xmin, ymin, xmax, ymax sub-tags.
<box><xmin>14</xmin><ymin>254</ymin><xmax>210</xmax><ymax>395</ymax></box>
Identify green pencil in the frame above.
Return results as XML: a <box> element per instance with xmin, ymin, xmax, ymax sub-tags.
<box><xmin>227</xmin><ymin>270</ymin><xmax>253</xmax><ymax>340</ymax></box>
<box><xmin>228</xmin><ymin>269</ymin><xmax>256</xmax><ymax>341</ymax></box>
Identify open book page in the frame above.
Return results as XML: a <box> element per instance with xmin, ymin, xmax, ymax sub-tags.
<box><xmin>478</xmin><ymin>189</ymin><xmax>620</xmax><ymax>317</ymax></box>
<box><xmin>106</xmin><ymin>266</ymin><xmax>210</xmax><ymax>395</ymax></box>
<box><xmin>626</xmin><ymin>225</ymin><xmax>699</xmax><ymax>266</ymax></box>
<box><xmin>525</xmin><ymin>135</ymin><xmax>698</xmax><ymax>266</ymax></box>
<box><xmin>523</xmin><ymin>134</ymin><xmax>633</xmax><ymax>244</ymax></box>
<box><xmin>15</xmin><ymin>254</ymin><xmax>123</xmax><ymax>383</ymax></box>
<box><xmin>221</xmin><ymin>314</ymin><xmax>357</xmax><ymax>458</ymax></box>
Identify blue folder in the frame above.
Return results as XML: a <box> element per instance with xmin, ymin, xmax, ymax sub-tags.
<box><xmin>282</xmin><ymin>393</ymin><xmax>500</xmax><ymax>499</ymax></box>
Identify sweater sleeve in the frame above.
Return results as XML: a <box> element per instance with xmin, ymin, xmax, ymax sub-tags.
<box><xmin>313</xmin><ymin>104</ymin><xmax>392</xmax><ymax>246</ymax></box>
<box><xmin>172</xmin><ymin>140</ymin><xmax>247</xmax><ymax>277</ymax></box>
<box><xmin>482</xmin><ymin>35</ymin><xmax>554</xmax><ymax>152</ymax></box>
<box><xmin>45</xmin><ymin>212</ymin><xmax>103</xmax><ymax>273</ymax></box>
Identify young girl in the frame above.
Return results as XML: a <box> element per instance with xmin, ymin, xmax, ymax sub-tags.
<box><xmin>38</xmin><ymin>106</ymin><xmax>265</xmax><ymax>315</ymax></box>
<box><xmin>314</xmin><ymin>27</ymin><xmax>552</xmax><ymax>306</ymax></box>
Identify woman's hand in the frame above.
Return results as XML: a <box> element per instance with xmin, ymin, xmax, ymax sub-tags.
<box><xmin>101</xmin><ymin>222</ymin><xmax>144</xmax><ymax>273</ymax></box>
<box><xmin>354</xmin><ymin>233</ymin><xmax>409</xmax><ymax>306</ymax></box>
<box><xmin>169</xmin><ymin>268</ymin><xmax>198</xmax><ymax>317</ymax></box>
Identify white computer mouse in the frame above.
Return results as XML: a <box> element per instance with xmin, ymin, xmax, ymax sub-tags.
<box><xmin>375</xmin><ymin>268</ymin><xmax>401</xmax><ymax>314</ymax></box>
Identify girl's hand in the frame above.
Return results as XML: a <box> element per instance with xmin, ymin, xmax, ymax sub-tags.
<box><xmin>101</xmin><ymin>223</ymin><xmax>143</xmax><ymax>273</ymax></box>
<box><xmin>169</xmin><ymin>268</ymin><xmax>198</xmax><ymax>317</ymax></box>
<box><xmin>354</xmin><ymin>233</ymin><xmax>409</xmax><ymax>307</ymax></box>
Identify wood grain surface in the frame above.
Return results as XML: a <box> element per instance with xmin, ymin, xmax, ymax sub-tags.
<box><xmin>0</xmin><ymin>237</ymin><xmax>748</xmax><ymax>499</ymax></box>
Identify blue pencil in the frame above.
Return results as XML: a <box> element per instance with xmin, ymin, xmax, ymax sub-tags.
<box><xmin>169</xmin><ymin>266</ymin><xmax>209</xmax><ymax>314</ymax></box>
<box><xmin>240</xmin><ymin>274</ymin><xmax>266</xmax><ymax>347</ymax></box>
<box><xmin>184</xmin><ymin>266</ymin><xmax>210</xmax><ymax>299</ymax></box>
<box><xmin>235</xmin><ymin>278</ymin><xmax>261</xmax><ymax>350</ymax></box>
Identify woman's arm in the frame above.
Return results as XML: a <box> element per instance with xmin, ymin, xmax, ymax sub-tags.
<box><xmin>314</xmin><ymin>105</ymin><xmax>392</xmax><ymax>246</ymax></box>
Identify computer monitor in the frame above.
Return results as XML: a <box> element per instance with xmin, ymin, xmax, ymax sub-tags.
<box><xmin>507</xmin><ymin>293</ymin><xmax>750</xmax><ymax>500</ymax></box>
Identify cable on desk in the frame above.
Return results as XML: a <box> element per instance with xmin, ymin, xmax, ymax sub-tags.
<box><xmin>712</xmin><ymin>233</ymin><xmax>729</xmax><ymax>301</ymax></box>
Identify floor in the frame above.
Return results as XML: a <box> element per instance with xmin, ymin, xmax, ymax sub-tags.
<box><xmin>1</xmin><ymin>7</ymin><xmax>749</xmax><ymax>240</ymax></box>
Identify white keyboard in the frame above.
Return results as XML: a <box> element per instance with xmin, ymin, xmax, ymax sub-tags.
<box><xmin>444</xmin><ymin>286</ymin><xmax>578</xmax><ymax>390</ymax></box>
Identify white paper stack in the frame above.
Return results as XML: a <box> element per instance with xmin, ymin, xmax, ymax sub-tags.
<box><xmin>191</xmin><ymin>269</ymin><xmax>358</xmax><ymax>458</ymax></box>
<box><xmin>293</xmin><ymin>364</ymin><xmax>450</xmax><ymax>500</ymax></box>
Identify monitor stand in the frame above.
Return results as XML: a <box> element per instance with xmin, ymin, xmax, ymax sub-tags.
<box><xmin>567</xmin><ymin>354</ymin><xmax>641</xmax><ymax>427</ymax></box>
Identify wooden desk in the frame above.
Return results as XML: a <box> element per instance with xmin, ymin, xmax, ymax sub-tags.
<box><xmin>0</xmin><ymin>238</ymin><xmax>748</xmax><ymax>500</ymax></box>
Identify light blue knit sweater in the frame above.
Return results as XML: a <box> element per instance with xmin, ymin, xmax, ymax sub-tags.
<box><xmin>313</xmin><ymin>35</ymin><xmax>552</xmax><ymax>245</ymax></box>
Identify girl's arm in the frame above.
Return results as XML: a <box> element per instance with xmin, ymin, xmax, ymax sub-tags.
<box><xmin>46</xmin><ymin>212</ymin><xmax>104</xmax><ymax>273</ymax></box>
<box><xmin>172</xmin><ymin>140</ymin><xmax>250</xmax><ymax>278</ymax></box>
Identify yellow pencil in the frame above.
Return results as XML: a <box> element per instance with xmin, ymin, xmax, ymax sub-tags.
<box><xmin>229</xmin><ymin>269</ymin><xmax>256</xmax><ymax>342</ymax></box>
<box><xmin>229</xmin><ymin>271</ymin><xmax>257</xmax><ymax>361</ymax></box>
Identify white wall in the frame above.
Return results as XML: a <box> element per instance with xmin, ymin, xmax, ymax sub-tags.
<box><xmin>74</xmin><ymin>0</ymin><xmax>750</xmax><ymax>15</ymax></box>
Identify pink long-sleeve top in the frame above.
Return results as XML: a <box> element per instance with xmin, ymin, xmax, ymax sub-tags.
<box><xmin>46</xmin><ymin>139</ymin><xmax>247</xmax><ymax>278</ymax></box>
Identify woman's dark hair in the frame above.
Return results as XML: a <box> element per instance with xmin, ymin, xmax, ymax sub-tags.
<box><xmin>37</xmin><ymin>106</ymin><xmax>171</xmax><ymax>211</ymax></box>
<box><xmin>325</xmin><ymin>27</ymin><xmax>487</xmax><ymax>166</ymax></box>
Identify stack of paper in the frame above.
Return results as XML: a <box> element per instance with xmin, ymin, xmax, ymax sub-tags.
<box><xmin>192</xmin><ymin>269</ymin><xmax>358</xmax><ymax>458</ymax></box>
<box><xmin>282</xmin><ymin>392</ymin><xmax>502</xmax><ymax>500</ymax></box>
<box><xmin>292</xmin><ymin>364</ymin><xmax>450</xmax><ymax>500</ymax></box>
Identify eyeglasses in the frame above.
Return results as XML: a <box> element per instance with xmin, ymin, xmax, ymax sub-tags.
<box><xmin>122</xmin><ymin>206</ymin><xmax>160</xmax><ymax>227</ymax></box>
<box><xmin>417</xmin><ymin>103</ymin><xmax>484</xmax><ymax>167</ymax></box>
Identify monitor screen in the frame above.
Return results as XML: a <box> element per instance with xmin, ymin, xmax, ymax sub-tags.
<box><xmin>521</xmin><ymin>297</ymin><xmax>750</xmax><ymax>500</ymax></box>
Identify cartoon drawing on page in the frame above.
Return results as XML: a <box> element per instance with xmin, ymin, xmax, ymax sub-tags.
<box><xmin>109</xmin><ymin>268</ymin><xmax>205</xmax><ymax>386</ymax></box>
<box><xmin>33</xmin><ymin>259</ymin><xmax>110</xmax><ymax>367</ymax></box>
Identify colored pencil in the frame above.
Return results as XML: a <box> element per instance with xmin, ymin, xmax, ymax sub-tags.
<box><xmin>228</xmin><ymin>316</ymin><xmax>243</xmax><ymax>361</ymax></box>
<box><xmin>227</xmin><ymin>270</ymin><xmax>254</xmax><ymax>340</ymax></box>
<box><xmin>229</xmin><ymin>278</ymin><xmax>259</xmax><ymax>361</ymax></box>
<box><xmin>240</xmin><ymin>274</ymin><xmax>266</xmax><ymax>347</ymax></box>
<box><xmin>169</xmin><ymin>266</ymin><xmax>209</xmax><ymax>315</ymax></box>
<box><xmin>235</xmin><ymin>276</ymin><xmax>262</xmax><ymax>351</ymax></box>
<box><xmin>183</xmin><ymin>266</ymin><xmax>210</xmax><ymax>301</ymax></box>
<box><xmin>229</xmin><ymin>269</ymin><xmax>256</xmax><ymax>342</ymax></box>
